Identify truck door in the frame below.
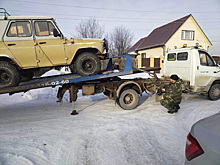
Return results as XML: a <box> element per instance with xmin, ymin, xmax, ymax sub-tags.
<box><xmin>3</xmin><ymin>21</ymin><xmax>37</xmax><ymax>68</ymax></box>
<box><xmin>33</xmin><ymin>20</ymin><xmax>67</xmax><ymax>67</ymax></box>
<box><xmin>196</xmin><ymin>50</ymin><xmax>218</xmax><ymax>87</ymax></box>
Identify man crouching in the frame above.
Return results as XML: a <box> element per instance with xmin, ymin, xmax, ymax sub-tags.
<box><xmin>160</xmin><ymin>74</ymin><xmax>182</xmax><ymax>114</ymax></box>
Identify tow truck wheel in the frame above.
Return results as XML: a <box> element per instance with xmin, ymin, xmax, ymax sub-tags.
<box><xmin>75</xmin><ymin>52</ymin><xmax>101</xmax><ymax>76</ymax></box>
<box><xmin>118</xmin><ymin>89</ymin><xmax>139</xmax><ymax>110</ymax></box>
<box><xmin>208</xmin><ymin>84</ymin><xmax>220</xmax><ymax>100</ymax></box>
<box><xmin>0</xmin><ymin>61</ymin><xmax>21</xmax><ymax>88</ymax></box>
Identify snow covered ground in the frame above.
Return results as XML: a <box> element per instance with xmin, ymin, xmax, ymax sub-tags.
<box><xmin>0</xmin><ymin>71</ymin><xmax>219</xmax><ymax>165</ymax></box>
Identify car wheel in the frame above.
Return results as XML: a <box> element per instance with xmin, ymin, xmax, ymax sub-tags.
<box><xmin>0</xmin><ymin>61</ymin><xmax>21</xmax><ymax>88</ymax></box>
<box><xmin>208</xmin><ymin>84</ymin><xmax>220</xmax><ymax>100</ymax></box>
<box><xmin>75</xmin><ymin>52</ymin><xmax>101</xmax><ymax>76</ymax></box>
<box><xmin>118</xmin><ymin>88</ymin><xmax>139</xmax><ymax>110</ymax></box>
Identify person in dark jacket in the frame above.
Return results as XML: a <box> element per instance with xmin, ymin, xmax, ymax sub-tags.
<box><xmin>160</xmin><ymin>74</ymin><xmax>182</xmax><ymax>114</ymax></box>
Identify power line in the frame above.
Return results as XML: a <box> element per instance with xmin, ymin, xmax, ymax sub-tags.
<box><xmin>8</xmin><ymin>9</ymin><xmax>220</xmax><ymax>22</ymax></box>
<box><xmin>7</xmin><ymin>0</ymin><xmax>220</xmax><ymax>14</ymax></box>
<box><xmin>7</xmin><ymin>9</ymin><xmax>220</xmax><ymax>25</ymax></box>
<box><xmin>6</xmin><ymin>9</ymin><xmax>180</xmax><ymax>21</ymax></box>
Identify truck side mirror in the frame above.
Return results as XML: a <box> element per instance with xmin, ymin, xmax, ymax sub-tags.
<box><xmin>53</xmin><ymin>28</ymin><xmax>60</xmax><ymax>37</ymax></box>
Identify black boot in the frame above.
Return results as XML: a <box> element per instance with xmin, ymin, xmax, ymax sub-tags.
<box><xmin>175</xmin><ymin>105</ymin><xmax>180</xmax><ymax>110</ymax></box>
<box><xmin>174</xmin><ymin>105</ymin><xmax>180</xmax><ymax>112</ymax></box>
<box><xmin>168</xmin><ymin>105</ymin><xmax>179</xmax><ymax>114</ymax></box>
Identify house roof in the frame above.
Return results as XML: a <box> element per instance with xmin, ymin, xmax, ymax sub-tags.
<box><xmin>129</xmin><ymin>14</ymin><xmax>191</xmax><ymax>52</ymax></box>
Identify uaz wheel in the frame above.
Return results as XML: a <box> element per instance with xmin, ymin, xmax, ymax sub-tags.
<box><xmin>75</xmin><ymin>52</ymin><xmax>101</xmax><ymax>76</ymax></box>
<box><xmin>118</xmin><ymin>89</ymin><xmax>139</xmax><ymax>110</ymax></box>
<box><xmin>0</xmin><ymin>61</ymin><xmax>21</xmax><ymax>88</ymax></box>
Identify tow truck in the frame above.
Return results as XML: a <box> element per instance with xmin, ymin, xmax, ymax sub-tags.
<box><xmin>0</xmin><ymin>56</ymin><xmax>166</xmax><ymax>111</ymax></box>
<box><xmin>2</xmin><ymin>45</ymin><xmax>218</xmax><ymax>113</ymax></box>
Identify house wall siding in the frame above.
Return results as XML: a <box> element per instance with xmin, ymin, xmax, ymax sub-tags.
<box><xmin>137</xmin><ymin>47</ymin><xmax>162</xmax><ymax>66</ymax></box>
<box><xmin>138</xmin><ymin>47</ymin><xmax>163</xmax><ymax>58</ymax></box>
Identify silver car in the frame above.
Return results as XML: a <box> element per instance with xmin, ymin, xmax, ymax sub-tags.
<box><xmin>185</xmin><ymin>112</ymin><xmax>220</xmax><ymax>165</ymax></box>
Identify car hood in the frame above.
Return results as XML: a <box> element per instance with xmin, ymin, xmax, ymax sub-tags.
<box><xmin>72</xmin><ymin>38</ymin><xmax>103</xmax><ymax>44</ymax></box>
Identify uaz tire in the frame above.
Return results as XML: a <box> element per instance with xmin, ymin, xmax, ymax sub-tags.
<box><xmin>75</xmin><ymin>52</ymin><xmax>101</xmax><ymax>76</ymax></box>
<box><xmin>0</xmin><ymin>61</ymin><xmax>21</xmax><ymax>88</ymax></box>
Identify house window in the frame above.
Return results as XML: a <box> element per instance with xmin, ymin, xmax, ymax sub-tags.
<box><xmin>182</xmin><ymin>30</ymin><xmax>194</xmax><ymax>40</ymax></box>
<box><xmin>141</xmin><ymin>53</ymin><xmax>146</xmax><ymax>58</ymax></box>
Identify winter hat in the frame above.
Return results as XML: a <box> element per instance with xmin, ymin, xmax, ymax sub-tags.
<box><xmin>170</xmin><ymin>74</ymin><xmax>179</xmax><ymax>80</ymax></box>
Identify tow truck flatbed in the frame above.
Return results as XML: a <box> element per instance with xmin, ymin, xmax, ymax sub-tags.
<box><xmin>0</xmin><ymin>55</ymin><xmax>164</xmax><ymax>110</ymax></box>
<box><xmin>0</xmin><ymin>56</ymin><xmax>135</xmax><ymax>95</ymax></box>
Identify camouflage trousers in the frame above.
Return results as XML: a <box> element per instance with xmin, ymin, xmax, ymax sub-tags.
<box><xmin>160</xmin><ymin>98</ymin><xmax>180</xmax><ymax>112</ymax></box>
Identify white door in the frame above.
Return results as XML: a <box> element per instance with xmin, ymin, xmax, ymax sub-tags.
<box><xmin>196</xmin><ymin>50</ymin><xmax>219</xmax><ymax>87</ymax></box>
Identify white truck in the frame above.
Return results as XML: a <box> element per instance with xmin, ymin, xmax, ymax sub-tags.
<box><xmin>163</xmin><ymin>45</ymin><xmax>220</xmax><ymax>100</ymax></box>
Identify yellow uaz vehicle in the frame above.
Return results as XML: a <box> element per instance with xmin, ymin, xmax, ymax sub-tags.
<box><xmin>0</xmin><ymin>9</ymin><xmax>108</xmax><ymax>88</ymax></box>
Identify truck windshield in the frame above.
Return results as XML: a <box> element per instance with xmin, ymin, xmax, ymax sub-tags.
<box><xmin>199</xmin><ymin>51</ymin><xmax>215</xmax><ymax>66</ymax></box>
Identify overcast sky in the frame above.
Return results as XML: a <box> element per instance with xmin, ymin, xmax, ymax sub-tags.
<box><xmin>1</xmin><ymin>0</ymin><xmax>220</xmax><ymax>54</ymax></box>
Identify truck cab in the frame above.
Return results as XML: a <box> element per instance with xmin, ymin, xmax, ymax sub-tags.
<box><xmin>163</xmin><ymin>45</ymin><xmax>220</xmax><ymax>100</ymax></box>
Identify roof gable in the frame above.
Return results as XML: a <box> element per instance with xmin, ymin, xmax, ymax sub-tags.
<box><xmin>129</xmin><ymin>14</ymin><xmax>191</xmax><ymax>51</ymax></box>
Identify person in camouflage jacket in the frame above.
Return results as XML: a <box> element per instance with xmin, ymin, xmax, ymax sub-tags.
<box><xmin>160</xmin><ymin>74</ymin><xmax>182</xmax><ymax>114</ymax></box>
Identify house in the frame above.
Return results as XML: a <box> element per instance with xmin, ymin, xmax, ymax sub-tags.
<box><xmin>129</xmin><ymin>14</ymin><xmax>212</xmax><ymax>72</ymax></box>
<box><xmin>212</xmin><ymin>55</ymin><xmax>220</xmax><ymax>64</ymax></box>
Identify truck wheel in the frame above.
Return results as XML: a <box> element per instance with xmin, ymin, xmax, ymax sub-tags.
<box><xmin>208</xmin><ymin>84</ymin><xmax>220</xmax><ymax>100</ymax></box>
<box><xmin>0</xmin><ymin>61</ymin><xmax>21</xmax><ymax>88</ymax></box>
<box><xmin>118</xmin><ymin>89</ymin><xmax>139</xmax><ymax>110</ymax></box>
<box><xmin>75</xmin><ymin>52</ymin><xmax>101</xmax><ymax>76</ymax></box>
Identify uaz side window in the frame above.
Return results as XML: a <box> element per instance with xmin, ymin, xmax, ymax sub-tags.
<box><xmin>35</xmin><ymin>21</ymin><xmax>56</xmax><ymax>36</ymax></box>
<box><xmin>7</xmin><ymin>21</ymin><xmax>32</xmax><ymax>37</ymax></box>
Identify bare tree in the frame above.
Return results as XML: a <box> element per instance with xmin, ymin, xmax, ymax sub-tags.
<box><xmin>108</xmin><ymin>26</ymin><xmax>134</xmax><ymax>57</ymax></box>
<box><xmin>74</xmin><ymin>18</ymin><xmax>104</xmax><ymax>39</ymax></box>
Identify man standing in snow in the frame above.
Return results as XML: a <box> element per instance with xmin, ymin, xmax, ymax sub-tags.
<box><xmin>160</xmin><ymin>74</ymin><xmax>182</xmax><ymax>114</ymax></box>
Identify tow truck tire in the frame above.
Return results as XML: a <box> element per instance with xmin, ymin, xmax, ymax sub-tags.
<box><xmin>0</xmin><ymin>61</ymin><xmax>21</xmax><ymax>88</ymax></box>
<box><xmin>208</xmin><ymin>84</ymin><xmax>220</xmax><ymax>100</ymax></box>
<box><xmin>75</xmin><ymin>52</ymin><xmax>101</xmax><ymax>76</ymax></box>
<box><xmin>118</xmin><ymin>89</ymin><xmax>139</xmax><ymax>110</ymax></box>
